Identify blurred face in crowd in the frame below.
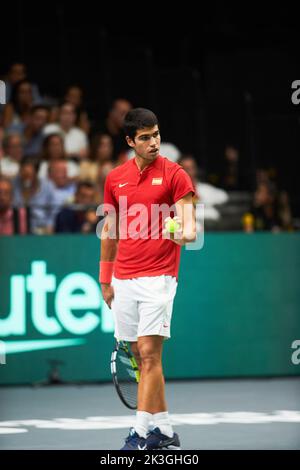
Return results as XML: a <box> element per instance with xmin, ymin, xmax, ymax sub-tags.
<box><xmin>180</xmin><ymin>157</ymin><xmax>198</xmax><ymax>181</ymax></box>
<box><xmin>59</xmin><ymin>103</ymin><xmax>76</xmax><ymax>130</ymax></box>
<box><xmin>17</xmin><ymin>82</ymin><xmax>33</xmax><ymax>107</ymax></box>
<box><xmin>110</xmin><ymin>99</ymin><xmax>132</xmax><ymax>129</ymax></box>
<box><xmin>31</xmin><ymin>108</ymin><xmax>49</xmax><ymax>133</ymax></box>
<box><xmin>5</xmin><ymin>135</ymin><xmax>23</xmax><ymax>161</ymax></box>
<box><xmin>256</xmin><ymin>169</ymin><xmax>269</xmax><ymax>185</ymax></box>
<box><xmin>225</xmin><ymin>145</ymin><xmax>239</xmax><ymax>163</ymax></box>
<box><xmin>65</xmin><ymin>86</ymin><xmax>82</xmax><ymax>107</ymax></box>
<box><xmin>20</xmin><ymin>163</ymin><xmax>37</xmax><ymax>188</ymax></box>
<box><xmin>96</xmin><ymin>134</ymin><xmax>113</xmax><ymax>162</ymax></box>
<box><xmin>254</xmin><ymin>183</ymin><xmax>273</xmax><ymax>206</ymax></box>
<box><xmin>76</xmin><ymin>185</ymin><xmax>95</xmax><ymax>205</ymax></box>
<box><xmin>49</xmin><ymin>161</ymin><xmax>68</xmax><ymax>188</ymax></box>
<box><xmin>97</xmin><ymin>161</ymin><xmax>114</xmax><ymax>182</ymax></box>
<box><xmin>126</xmin><ymin>125</ymin><xmax>160</xmax><ymax>163</ymax></box>
<box><xmin>0</xmin><ymin>179</ymin><xmax>12</xmax><ymax>212</ymax></box>
<box><xmin>8</xmin><ymin>63</ymin><xmax>26</xmax><ymax>84</ymax></box>
<box><xmin>46</xmin><ymin>135</ymin><xmax>65</xmax><ymax>160</ymax></box>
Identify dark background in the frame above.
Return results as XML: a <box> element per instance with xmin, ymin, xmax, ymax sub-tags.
<box><xmin>2</xmin><ymin>2</ymin><xmax>300</xmax><ymax>208</ymax></box>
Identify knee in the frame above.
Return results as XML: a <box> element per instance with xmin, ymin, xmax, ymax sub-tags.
<box><xmin>139</xmin><ymin>346</ymin><xmax>161</xmax><ymax>371</ymax></box>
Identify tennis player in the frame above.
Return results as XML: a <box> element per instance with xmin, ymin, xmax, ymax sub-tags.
<box><xmin>99</xmin><ymin>108</ymin><xmax>196</xmax><ymax>450</ymax></box>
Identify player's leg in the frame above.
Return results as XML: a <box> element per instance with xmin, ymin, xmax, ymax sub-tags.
<box><xmin>113</xmin><ymin>280</ymin><xmax>148</xmax><ymax>449</ymax></box>
<box><xmin>137</xmin><ymin>334</ymin><xmax>166</xmax><ymax>413</ymax></box>
<box><xmin>135</xmin><ymin>276</ymin><xmax>180</xmax><ymax>449</ymax></box>
<box><xmin>136</xmin><ymin>334</ymin><xmax>180</xmax><ymax>449</ymax></box>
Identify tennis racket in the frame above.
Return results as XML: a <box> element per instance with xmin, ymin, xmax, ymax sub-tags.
<box><xmin>110</xmin><ymin>340</ymin><xmax>140</xmax><ymax>410</ymax></box>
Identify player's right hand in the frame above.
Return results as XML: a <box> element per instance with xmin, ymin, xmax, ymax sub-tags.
<box><xmin>101</xmin><ymin>283</ymin><xmax>114</xmax><ymax>309</ymax></box>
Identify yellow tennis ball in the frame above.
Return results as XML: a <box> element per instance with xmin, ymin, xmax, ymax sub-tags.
<box><xmin>165</xmin><ymin>219</ymin><xmax>180</xmax><ymax>233</ymax></box>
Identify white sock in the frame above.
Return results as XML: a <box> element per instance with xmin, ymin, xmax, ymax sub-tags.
<box><xmin>134</xmin><ymin>411</ymin><xmax>152</xmax><ymax>438</ymax></box>
<box><xmin>153</xmin><ymin>411</ymin><xmax>173</xmax><ymax>437</ymax></box>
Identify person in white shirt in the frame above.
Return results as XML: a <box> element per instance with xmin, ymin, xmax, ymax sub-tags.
<box><xmin>38</xmin><ymin>133</ymin><xmax>79</xmax><ymax>180</ymax></box>
<box><xmin>178</xmin><ymin>154</ymin><xmax>229</xmax><ymax>224</ymax></box>
<box><xmin>0</xmin><ymin>134</ymin><xmax>23</xmax><ymax>178</ymax></box>
<box><xmin>43</xmin><ymin>102</ymin><xmax>88</xmax><ymax>159</ymax></box>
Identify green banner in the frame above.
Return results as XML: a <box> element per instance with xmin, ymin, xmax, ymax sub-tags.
<box><xmin>0</xmin><ymin>233</ymin><xmax>299</xmax><ymax>384</ymax></box>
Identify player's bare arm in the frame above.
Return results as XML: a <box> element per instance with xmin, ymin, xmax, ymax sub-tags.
<box><xmin>100</xmin><ymin>213</ymin><xmax>119</xmax><ymax>308</ymax></box>
<box><xmin>163</xmin><ymin>191</ymin><xmax>196</xmax><ymax>246</ymax></box>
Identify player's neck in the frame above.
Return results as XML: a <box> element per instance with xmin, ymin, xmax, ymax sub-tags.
<box><xmin>134</xmin><ymin>155</ymin><xmax>157</xmax><ymax>172</ymax></box>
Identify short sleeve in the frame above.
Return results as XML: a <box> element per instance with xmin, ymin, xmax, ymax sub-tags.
<box><xmin>103</xmin><ymin>174</ymin><xmax>118</xmax><ymax>214</ymax></box>
<box><xmin>170</xmin><ymin>167</ymin><xmax>195</xmax><ymax>203</ymax></box>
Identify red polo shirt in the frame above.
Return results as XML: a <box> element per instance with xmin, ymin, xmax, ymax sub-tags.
<box><xmin>103</xmin><ymin>155</ymin><xmax>194</xmax><ymax>279</ymax></box>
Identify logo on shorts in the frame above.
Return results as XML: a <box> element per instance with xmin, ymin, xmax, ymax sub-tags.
<box><xmin>152</xmin><ymin>177</ymin><xmax>163</xmax><ymax>185</ymax></box>
<box><xmin>119</xmin><ymin>183</ymin><xmax>128</xmax><ymax>188</ymax></box>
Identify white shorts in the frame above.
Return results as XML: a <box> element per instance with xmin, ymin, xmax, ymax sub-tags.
<box><xmin>111</xmin><ymin>275</ymin><xmax>178</xmax><ymax>342</ymax></box>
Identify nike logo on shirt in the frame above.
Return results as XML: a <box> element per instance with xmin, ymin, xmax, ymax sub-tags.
<box><xmin>119</xmin><ymin>183</ymin><xmax>128</xmax><ymax>188</ymax></box>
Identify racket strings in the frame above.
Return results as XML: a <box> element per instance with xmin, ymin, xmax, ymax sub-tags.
<box><xmin>116</xmin><ymin>348</ymin><xmax>139</xmax><ymax>408</ymax></box>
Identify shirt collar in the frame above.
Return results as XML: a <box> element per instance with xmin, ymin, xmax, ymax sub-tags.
<box><xmin>132</xmin><ymin>155</ymin><xmax>162</xmax><ymax>173</ymax></box>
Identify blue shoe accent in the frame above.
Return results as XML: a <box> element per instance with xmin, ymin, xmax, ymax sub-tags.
<box><xmin>146</xmin><ymin>427</ymin><xmax>181</xmax><ymax>450</ymax></box>
<box><xmin>120</xmin><ymin>427</ymin><xmax>148</xmax><ymax>450</ymax></box>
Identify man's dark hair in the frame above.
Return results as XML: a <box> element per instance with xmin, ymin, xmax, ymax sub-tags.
<box><xmin>30</xmin><ymin>104</ymin><xmax>49</xmax><ymax>115</ymax></box>
<box><xmin>123</xmin><ymin>108</ymin><xmax>158</xmax><ymax>140</ymax></box>
<box><xmin>20</xmin><ymin>155</ymin><xmax>40</xmax><ymax>173</ymax></box>
<box><xmin>76</xmin><ymin>181</ymin><xmax>95</xmax><ymax>193</ymax></box>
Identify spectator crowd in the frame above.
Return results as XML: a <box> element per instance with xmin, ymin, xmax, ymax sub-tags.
<box><xmin>0</xmin><ymin>63</ymin><xmax>296</xmax><ymax>236</ymax></box>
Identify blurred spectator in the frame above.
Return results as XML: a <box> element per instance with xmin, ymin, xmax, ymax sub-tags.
<box><xmin>249</xmin><ymin>182</ymin><xmax>281</xmax><ymax>232</ymax></box>
<box><xmin>94</xmin><ymin>160</ymin><xmax>115</xmax><ymax>205</ymax></box>
<box><xmin>278</xmin><ymin>190</ymin><xmax>294</xmax><ymax>231</ymax></box>
<box><xmin>80</xmin><ymin>133</ymin><xmax>113</xmax><ymax>183</ymax></box>
<box><xmin>0</xmin><ymin>126</ymin><xmax>4</xmax><ymax>159</ymax></box>
<box><xmin>1</xmin><ymin>80</ymin><xmax>35</xmax><ymax>132</ymax></box>
<box><xmin>0</xmin><ymin>134</ymin><xmax>23</xmax><ymax>178</ymax></box>
<box><xmin>48</xmin><ymin>159</ymin><xmax>77</xmax><ymax>206</ymax></box>
<box><xmin>178</xmin><ymin>154</ymin><xmax>229</xmax><ymax>225</ymax></box>
<box><xmin>38</xmin><ymin>133</ymin><xmax>80</xmax><ymax>180</ymax></box>
<box><xmin>2</xmin><ymin>62</ymin><xmax>41</xmax><ymax>104</ymax></box>
<box><xmin>13</xmin><ymin>157</ymin><xmax>57</xmax><ymax>234</ymax></box>
<box><xmin>64</xmin><ymin>85</ymin><xmax>90</xmax><ymax>134</ymax></box>
<box><xmin>55</xmin><ymin>181</ymin><xmax>97</xmax><ymax>233</ymax></box>
<box><xmin>96</xmin><ymin>98</ymin><xmax>132</xmax><ymax>161</ymax></box>
<box><xmin>221</xmin><ymin>145</ymin><xmax>242</xmax><ymax>190</ymax></box>
<box><xmin>23</xmin><ymin>105</ymin><xmax>50</xmax><ymax>156</ymax></box>
<box><xmin>43</xmin><ymin>102</ymin><xmax>88</xmax><ymax>159</ymax></box>
<box><xmin>0</xmin><ymin>176</ymin><xmax>29</xmax><ymax>235</ymax></box>
<box><xmin>50</xmin><ymin>85</ymin><xmax>91</xmax><ymax>134</ymax></box>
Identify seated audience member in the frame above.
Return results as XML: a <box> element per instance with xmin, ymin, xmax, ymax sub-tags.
<box><xmin>0</xmin><ymin>126</ymin><xmax>4</xmax><ymax>158</ymax></box>
<box><xmin>178</xmin><ymin>154</ymin><xmax>229</xmax><ymax>224</ymax></box>
<box><xmin>95</xmin><ymin>98</ymin><xmax>132</xmax><ymax>161</ymax></box>
<box><xmin>23</xmin><ymin>105</ymin><xmax>50</xmax><ymax>156</ymax></box>
<box><xmin>48</xmin><ymin>159</ymin><xmax>77</xmax><ymax>207</ymax></box>
<box><xmin>250</xmin><ymin>182</ymin><xmax>281</xmax><ymax>232</ymax></box>
<box><xmin>64</xmin><ymin>85</ymin><xmax>90</xmax><ymax>134</ymax></box>
<box><xmin>55</xmin><ymin>181</ymin><xmax>97</xmax><ymax>233</ymax></box>
<box><xmin>38</xmin><ymin>133</ymin><xmax>79</xmax><ymax>180</ymax></box>
<box><xmin>1</xmin><ymin>80</ymin><xmax>35</xmax><ymax>133</ymax></box>
<box><xmin>43</xmin><ymin>102</ymin><xmax>88</xmax><ymax>159</ymax></box>
<box><xmin>94</xmin><ymin>160</ymin><xmax>115</xmax><ymax>205</ymax></box>
<box><xmin>0</xmin><ymin>133</ymin><xmax>23</xmax><ymax>178</ymax></box>
<box><xmin>277</xmin><ymin>190</ymin><xmax>294</xmax><ymax>231</ymax></box>
<box><xmin>13</xmin><ymin>157</ymin><xmax>57</xmax><ymax>234</ymax></box>
<box><xmin>80</xmin><ymin>133</ymin><xmax>114</xmax><ymax>183</ymax></box>
<box><xmin>2</xmin><ymin>62</ymin><xmax>41</xmax><ymax>104</ymax></box>
<box><xmin>0</xmin><ymin>176</ymin><xmax>29</xmax><ymax>235</ymax></box>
